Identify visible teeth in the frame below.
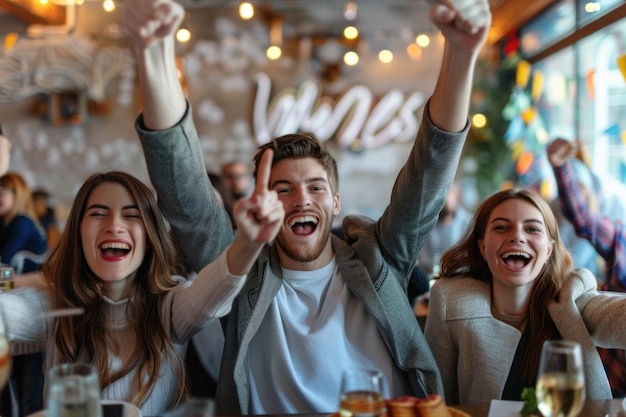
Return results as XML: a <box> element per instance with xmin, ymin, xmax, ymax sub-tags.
<box><xmin>289</xmin><ymin>216</ymin><xmax>318</xmax><ymax>227</ymax></box>
<box><xmin>100</xmin><ymin>242</ymin><xmax>130</xmax><ymax>250</ymax></box>
<box><xmin>502</xmin><ymin>251</ymin><xmax>530</xmax><ymax>259</ymax></box>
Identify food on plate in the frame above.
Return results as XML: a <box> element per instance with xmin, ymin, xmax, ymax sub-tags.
<box><xmin>387</xmin><ymin>394</ymin><xmax>458</xmax><ymax>417</ymax></box>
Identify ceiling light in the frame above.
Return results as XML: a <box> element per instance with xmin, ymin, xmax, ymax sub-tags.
<box><xmin>343</xmin><ymin>26</ymin><xmax>358</xmax><ymax>40</ymax></box>
<box><xmin>239</xmin><ymin>2</ymin><xmax>254</xmax><ymax>20</ymax></box>
<box><xmin>344</xmin><ymin>51</ymin><xmax>359</xmax><ymax>66</ymax></box>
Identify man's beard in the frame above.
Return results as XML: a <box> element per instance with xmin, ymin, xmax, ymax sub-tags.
<box><xmin>276</xmin><ymin>222</ymin><xmax>333</xmax><ymax>263</ymax></box>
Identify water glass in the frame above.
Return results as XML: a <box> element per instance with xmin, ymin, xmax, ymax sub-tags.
<box><xmin>339</xmin><ymin>368</ymin><xmax>386</xmax><ymax>417</ymax></box>
<box><xmin>536</xmin><ymin>340</ymin><xmax>585</xmax><ymax>417</ymax></box>
<box><xmin>47</xmin><ymin>363</ymin><xmax>102</xmax><ymax>417</ymax></box>
<box><xmin>0</xmin><ymin>266</ymin><xmax>14</xmax><ymax>291</ymax></box>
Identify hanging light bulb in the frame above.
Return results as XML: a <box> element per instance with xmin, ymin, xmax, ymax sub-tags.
<box><xmin>378</xmin><ymin>49</ymin><xmax>393</xmax><ymax>64</ymax></box>
<box><xmin>102</xmin><ymin>0</ymin><xmax>115</xmax><ymax>12</ymax></box>
<box><xmin>239</xmin><ymin>2</ymin><xmax>254</xmax><ymax>20</ymax></box>
<box><xmin>343</xmin><ymin>26</ymin><xmax>358</xmax><ymax>40</ymax></box>
<box><xmin>415</xmin><ymin>34</ymin><xmax>430</xmax><ymax>48</ymax></box>
<box><xmin>267</xmin><ymin>45</ymin><xmax>282</xmax><ymax>60</ymax></box>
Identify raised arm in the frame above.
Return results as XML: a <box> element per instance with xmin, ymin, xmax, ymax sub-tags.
<box><xmin>124</xmin><ymin>0</ymin><xmax>186</xmax><ymax>129</ymax></box>
<box><xmin>428</xmin><ymin>0</ymin><xmax>491</xmax><ymax>132</ymax></box>
<box><xmin>125</xmin><ymin>0</ymin><xmax>234</xmax><ymax>272</ymax></box>
<box><xmin>547</xmin><ymin>139</ymin><xmax>618</xmax><ymax>262</ymax></box>
<box><xmin>374</xmin><ymin>0</ymin><xmax>491</xmax><ymax>278</ymax></box>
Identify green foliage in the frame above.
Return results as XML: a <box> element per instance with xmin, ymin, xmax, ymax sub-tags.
<box><xmin>520</xmin><ymin>387</ymin><xmax>539</xmax><ymax>417</ymax></box>
<box><xmin>464</xmin><ymin>53</ymin><xmax>521</xmax><ymax>201</ymax></box>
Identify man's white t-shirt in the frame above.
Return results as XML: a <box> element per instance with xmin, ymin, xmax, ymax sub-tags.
<box><xmin>248</xmin><ymin>258</ymin><xmax>410</xmax><ymax>413</ymax></box>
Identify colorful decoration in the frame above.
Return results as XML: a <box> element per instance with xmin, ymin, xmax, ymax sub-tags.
<box><xmin>516</xmin><ymin>60</ymin><xmax>531</xmax><ymax>89</ymax></box>
<box><xmin>500</xmin><ymin>60</ymin><xmax>554</xmax><ymax>199</ymax></box>
<box><xmin>618</xmin><ymin>54</ymin><xmax>626</xmax><ymax>83</ymax></box>
<box><xmin>4</xmin><ymin>32</ymin><xmax>18</xmax><ymax>50</ymax></box>
<box><xmin>586</xmin><ymin>69</ymin><xmax>595</xmax><ymax>100</ymax></box>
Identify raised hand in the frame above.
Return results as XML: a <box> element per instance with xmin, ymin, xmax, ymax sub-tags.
<box><xmin>124</xmin><ymin>0</ymin><xmax>185</xmax><ymax>49</ymax></box>
<box><xmin>547</xmin><ymin>138</ymin><xmax>578</xmax><ymax>168</ymax></box>
<box><xmin>429</xmin><ymin>0</ymin><xmax>491</xmax><ymax>51</ymax></box>
<box><xmin>232</xmin><ymin>149</ymin><xmax>284</xmax><ymax>244</ymax></box>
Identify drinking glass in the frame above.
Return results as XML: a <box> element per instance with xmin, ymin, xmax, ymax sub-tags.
<box><xmin>536</xmin><ymin>340</ymin><xmax>586</xmax><ymax>417</ymax></box>
<box><xmin>0</xmin><ymin>266</ymin><xmax>15</xmax><ymax>291</ymax></box>
<box><xmin>338</xmin><ymin>368</ymin><xmax>386</xmax><ymax>417</ymax></box>
<box><xmin>47</xmin><ymin>363</ymin><xmax>102</xmax><ymax>417</ymax></box>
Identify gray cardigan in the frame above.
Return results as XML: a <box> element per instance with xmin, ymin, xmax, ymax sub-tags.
<box><xmin>425</xmin><ymin>268</ymin><xmax>626</xmax><ymax>405</ymax></box>
<box><xmin>136</xmin><ymin>102</ymin><xmax>468</xmax><ymax>415</ymax></box>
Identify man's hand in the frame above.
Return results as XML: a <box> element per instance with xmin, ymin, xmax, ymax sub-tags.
<box><xmin>232</xmin><ymin>149</ymin><xmax>284</xmax><ymax>244</ymax></box>
<box><xmin>124</xmin><ymin>0</ymin><xmax>185</xmax><ymax>49</ymax></box>
<box><xmin>429</xmin><ymin>0</ymin><xmax>491</xmax><ymax>51</ymax></box>
<box><xmin>547</xmin><ymin>138</ymin><xmax>577</xmax><ymax>168</ymax></box>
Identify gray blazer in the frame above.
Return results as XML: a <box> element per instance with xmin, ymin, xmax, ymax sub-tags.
<box><xmin>136</xmin><ymin>101</ymin><xmax>468</xmax><ymax>415</ymax></box>
<box><xmin>425</xmin><ymin>268</ymin><xmax>626</xmax><ymax>405</ymax></box>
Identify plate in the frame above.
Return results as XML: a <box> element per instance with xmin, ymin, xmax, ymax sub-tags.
<box><xmin>330</xmin><ymin>407</ymin><xmax>469</xmax><ymax>417</ymax></box>
<box><xmin>27</xmin><ymin>400</ymin><xmax>141</xmax><ymax>417</ymax></box>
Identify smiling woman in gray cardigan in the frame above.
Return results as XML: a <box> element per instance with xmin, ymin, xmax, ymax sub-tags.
<box><xmin>425</xmin><ymin>188</ymin><xmax>626</xmax><ymax>405</ymax></box>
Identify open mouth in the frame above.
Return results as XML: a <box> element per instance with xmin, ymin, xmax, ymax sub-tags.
<box><xmin>289</xmin><ymin>215</ymin><xmax>318</xmax><ymax>236</ymax></box>
<box><xmin>100</xmin><ymin>242</ymin><xmax>131</xmax><ymax>257</ymax></box>
<box><xmin>501</xmin><ymin>251</ymin><xmax>531</xmax><ymax>269</ymax></box>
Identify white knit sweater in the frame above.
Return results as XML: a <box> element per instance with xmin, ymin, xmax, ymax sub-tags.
<box><xmin>0</xmin><ymin>250</ymin><xmax>245</xmax><ymax>416</ymax></box>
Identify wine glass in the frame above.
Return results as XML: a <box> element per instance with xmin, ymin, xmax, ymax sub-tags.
<box><xmin>338</xmin><ymin>368</ymin><xmax>386</xmax><ymax>417</ymax></box>
<box><xmin>536</xmin><ymin>340</ymin><xmax>586</xmax><ymax>417</ymax></box>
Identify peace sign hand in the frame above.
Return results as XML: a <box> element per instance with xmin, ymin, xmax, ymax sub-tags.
<box><xmin>232</xmin><ymin>149</ymin><xmax>284</xmax><ymax>244</ymax></box>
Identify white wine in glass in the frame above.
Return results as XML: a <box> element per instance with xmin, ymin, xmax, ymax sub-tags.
<box><xmin>339</xmin><ymin>368</ymin><xmax>386</xmax><ymax>417</ymax></box>
<box><xmin>536</xmin><ymin>340</ymin><xmax>585</xmax><ymax>417</ymax></box>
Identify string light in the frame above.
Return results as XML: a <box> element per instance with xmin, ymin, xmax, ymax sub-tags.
<box><xmin>344</xmin><ymin>51</ymin><xmax>359</xmax><ymax>66</ymax></box>
<box><xmin>102</xmin><ymin>0</ymin><xmax>115</xmax><ymax>12</ymax></box>
<box><xmin>176</xmin><ymin>28</ymin><xmax>191</xmax><ymax>43</ymax></box>
<box><xmin>239</xmin><ymin>2</ymin><xmax>254</xmax><ymax>20</ymax></box>
<box><xmin>415</xmin><ymin>34</ymin><xmax>430</xmax><ymax>48</ymax></box>
<box><xmin>267</xmin><ymin>45</ymin><xmax>282</xmax><ymax>60</ymax></box>
<box><xmin>472</xmin><ymin>113</ymin><xmax>487</xmax><ymax>128</ymax></box>
<box><xmin>378</xmin><ymin>49</ymin><xmax>393</xmax><ymax>64</ymax></box>
<box><xmin>343</xmin><ymin>26</ymin><xmax>358</xmax><ymax>40</ymax></box>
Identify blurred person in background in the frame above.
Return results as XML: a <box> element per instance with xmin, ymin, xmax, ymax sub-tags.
<box><xmin>0</xmin><ymin>173</ymin><xmax>47</xmax><ymax>271</ymax></box>
<box><xmin>0</xmin><ymin>172</ymin><xmax>48</xmax><ymax>417</ymax></box>
<box><xmin>32</xmin><ymin>189</ymin><xmax>61</xmax><ymax>250</ymax></box>
<box><xmin>548</xmin><ymin>137</ymin><xmax>626</xmax><ymax>398</ymax></box>
<box><xmin>221</xmin><ymin>161</ymin><xmax>252</xmax><ymax>202</ymax></box>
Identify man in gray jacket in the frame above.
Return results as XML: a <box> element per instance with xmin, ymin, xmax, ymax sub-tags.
<box><xmin>125</xmin><ymin>0</ymin><xmax>491</xmax><ymax>414</ymax></box>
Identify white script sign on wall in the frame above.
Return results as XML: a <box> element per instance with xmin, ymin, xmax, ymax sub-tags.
<box><xmin>253</xmin><ymin>72</ymin><xmax>426</xmax><ymax>149</ymax></box>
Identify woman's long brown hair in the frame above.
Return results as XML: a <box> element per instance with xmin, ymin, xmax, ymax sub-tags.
<box><xmin>42</xmin><ymin>171</ymin><xmax>187</xmax><ymax>408</ymax></box>
<box><xmin>439</xmin><ymin>188</ymin><xmax>573</xmax><ymax>384</ymax></box>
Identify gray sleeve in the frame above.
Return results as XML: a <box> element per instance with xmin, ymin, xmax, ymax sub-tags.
<box><xmin>376</xmin><ymin>100</ymin><xmax>469</xmax><ymax>280</ymax></box>
<box><xmin>135</xmin><ymin>103</ymin><xmax>234</xmax><ymax>272</ymax></box>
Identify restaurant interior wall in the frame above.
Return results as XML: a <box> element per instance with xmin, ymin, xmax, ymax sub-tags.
<box><xmin>0</xmin><ymin>3</ymin><xmax>453</xmax><ymax>226</ymax></box>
